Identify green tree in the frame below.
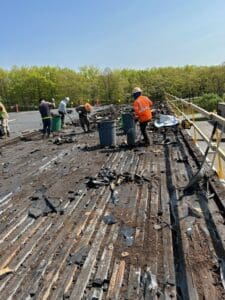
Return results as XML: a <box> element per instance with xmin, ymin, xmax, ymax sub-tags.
<box><xmin>193</xmin><ymin>93</ymin><xmax>222</xmax><ymax>112</ymax></box>
<box><xmin>1</xmin><ymin>64</ymin><xmax>225</xmax><ymax>110</ymax></box>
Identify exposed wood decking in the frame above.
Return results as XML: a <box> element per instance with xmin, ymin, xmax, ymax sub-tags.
<box><xmin>0</xmin><ymin>122</ymin><xmax>225</xmax><ymax>299</ymax></box>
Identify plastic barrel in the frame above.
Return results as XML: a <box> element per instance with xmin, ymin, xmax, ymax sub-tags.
<box><xmin>119</xmin><ymin>116</ymin><xmax>123</xmax><ymax>129</ymax></box>
<box><xmin>98</xmin><ymin>120</ymin><xmax>116</xmax><ymax>147</ymax></box>
<box><xmin>51</xmin><ymin>116</ymin><xmax>61</xmax><ymax>132</ymax></box>
<box><xmin>122</xmin><ymin>113</ymin><xmax>134</xmax><ymax>134</ymax></box>
<box><xmin>127</xmin><ymin>127</ymin><xmax>136</xmax><ymax>146</ymax></box>
<box><xmin>122</xmin><ymin>113</ymin><xmax>136</xmax><ymax>146</ymax></box>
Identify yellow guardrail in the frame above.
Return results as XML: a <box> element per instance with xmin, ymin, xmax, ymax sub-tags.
<box><xmin>165</xmin><ymin>93</ymin><xmax>225</xmax><ymax>180</ymax></box>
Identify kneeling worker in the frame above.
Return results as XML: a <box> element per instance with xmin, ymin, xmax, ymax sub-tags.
<box><xmin>76</xmin><ymin>102</ymin><xmax>92</xmax><ymax>132</ymax></box>
<box><xmin>0</xmin><ymin>102</ymin><xmax>10</xmax><ymax>137</ymax></box>
<box><xmin>133</xmin><ymin>87</ymin><xmax>153</xmax><ymax>146</ymax></box>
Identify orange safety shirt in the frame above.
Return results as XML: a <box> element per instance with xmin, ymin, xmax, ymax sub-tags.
<box><xmin>133</xmin><ymin>96</ymin><xmax>153</xmax><ymax>123</ymax></box>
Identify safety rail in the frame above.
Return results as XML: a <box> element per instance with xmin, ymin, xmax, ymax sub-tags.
<box><xmin>165</xmin><ymin>93</ymin><xmax>225</xmax><ymax>180</ymax></box>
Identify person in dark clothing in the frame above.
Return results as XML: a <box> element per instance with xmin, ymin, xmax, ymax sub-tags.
<box><xmin>76</xmin><ymin>104</ymin><xmax>91</xmax><ymax>132</ymax></box>
<box><xmin>39</xmin><ymin>98</ymin><xmax>55</xmax><ymax>138</ymax></box>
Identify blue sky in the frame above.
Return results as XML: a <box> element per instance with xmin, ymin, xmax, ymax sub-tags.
<box><xmin>0</xmin><ymin>0</ymin><xmax>225</xmax><ymax>70</ymax></box>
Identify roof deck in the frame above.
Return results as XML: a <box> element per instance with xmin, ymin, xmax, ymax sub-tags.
<box><xmin>0</xmin><ymin>115</ymin><xmax>225</xmax><ymax>299</ymax></box>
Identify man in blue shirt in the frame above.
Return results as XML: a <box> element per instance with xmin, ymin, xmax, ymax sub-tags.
<box><xmin>39</xmin><ymin>98</ymin><xmax>55</xmax><ymax>138</ymax></box>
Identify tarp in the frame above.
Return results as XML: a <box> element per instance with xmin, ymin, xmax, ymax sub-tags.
<box><xmin>154</xmin><ymin>115</ymin><xmax>179</xmax><ymax>128</ymax></box>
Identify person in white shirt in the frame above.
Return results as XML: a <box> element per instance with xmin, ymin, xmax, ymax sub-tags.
<box><xmin>58</xmin><ymin>97</ymin><xmax>70</xmax><ymax>127</ymax></box>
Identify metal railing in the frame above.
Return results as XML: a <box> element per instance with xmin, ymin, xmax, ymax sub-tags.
<box><xmin>165</xmin><ymin>93</ymin><xmax>225</xmax><ymax>180</ymax></box>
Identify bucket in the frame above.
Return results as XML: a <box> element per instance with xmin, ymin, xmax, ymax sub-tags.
<box><xmin>98</xmin><ymin>120</ymin><xmax>116</xmax><ymax>147</ymax></box>
<box><xmin>51</xmin><ymin>115</ymin><xmax>61</xmax><ymax>132</ymax></box>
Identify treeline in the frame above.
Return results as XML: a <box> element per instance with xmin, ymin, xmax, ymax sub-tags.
<box><xmin>0</xmin><ymin>65</ymin><xmax>225</xmax><ymax>110</ymax></box>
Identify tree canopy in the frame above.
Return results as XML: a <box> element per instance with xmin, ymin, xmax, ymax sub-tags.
<box><xmin>0</xmin><ymin>65</ymin><xmax>225</xmax><ymax>111</ymax></box>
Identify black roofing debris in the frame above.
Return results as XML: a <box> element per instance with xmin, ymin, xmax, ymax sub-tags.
<box><xmin>67</xmin><ymin>189</ymin><xmax>84</xmax><ymax>202</ymax></box>
<box><xmin>103</xmin><ymin>214</ymin><xmax>117</xmax><ymax>225</ymax></box>
<box><xmin>98</xmin><ymin>168</ymin><xmax>117</xmax><ymax>181</ymax></box>
<box><xmin>28</xmin><ymin>190</ymin><xmax>63</xmax><ymax>219</ymax></box>
<box><xmin>2</xmin><ymin>162</ymin><xmax>10</xmax><ymax>169</ymax></box>
<box><xmin>85</xmin><ymin>167</ymin><xmax>152</xmax><ymax>190</ymax></box>
<box><xmin>53</xmin><ymin>136</ymin><xmax>77</xmax><ymax>145</ymax></box>
<box><xmin>20</xmin><ymin>136</ymin><xmax>32</xmax><ymax>142</ymax></box>
<box><xmin>30</xmin><ymin>148</ymin><xmax>41</xmax><ymax>154</ymax></box>
<box><xmin>120</xmin><ymin>225</ymin><xmax>134</xmax><ymax>247</ymax></box>
<box><xmin>89</xmin><ymin>104</ymin><xmax>119</xmax><ymax>124</ymax></box>
<box><xmin>86</xmin><ymin>177</ymin><xmax>107</xmax><ymax>188</ymax></box>
<box><xmin>92</xmin><ymin>278</ymin><xmax>105</xmax><ymax>287</ymax></box>
<box><xmin>110</xmin><ymin>189</ymin><xmax>119</xmax><ymax>204</ymax></box>
<box><xmin>141</xmin><ymin>269</ymin><xmax>160</xmax><ymax>299</ymax></box>
<box><xmin>219</xmin><ymin>258</ymin><xmax>225</xmax><ymax>289</ymax></box>
<box><xmin>67</xmin><ymin>246</ymin><xmax>90</xmax><ymax>266</ymax></box>
<box><xmin>30</xmin><ymin>191</ymin><xmax>43</xmax><ymax>201</ymax></box>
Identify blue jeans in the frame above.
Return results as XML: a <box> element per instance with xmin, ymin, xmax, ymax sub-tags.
<box><xmin>42</xmin><ymin>118</ymin><xmax>52</xmax><ymax>136</ymax></box>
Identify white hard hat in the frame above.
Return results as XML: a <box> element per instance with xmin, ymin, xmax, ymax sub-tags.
<box><xmin>133</xmin><ymin>87</ymin><xmax>142</xmax><ymax>94</ymax></box>
<box><xmin>65</xmin><ymin>97</ymin><xmax>70</xmax><ymax>101</ymax></box>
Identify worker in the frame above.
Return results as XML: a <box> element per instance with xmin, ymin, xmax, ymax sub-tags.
<box><xmin>84</xmin><ymin>102</ymin><xmax>92</xmax><ymax>113</ymax></box>
<box><xmin>39</xmin><ymin>98</ymin><xmax>55</xmax><ymax>138</ymax></box>
<box><xmin>133</xmin><ymin>87</ymin><xmax>153</xmax><ymax>146</ymax></box>
<box><xmin>76</xmin><ymin>102</ymin><xmax>92</xmax><ymax>132</ymax></box>
<box><xmin>0</xmin><ymin>102</ymin><xmax>10</xmax><ymax>137</ymax></box>
<box><xmin>58</xmin><ymin>97</ymin><xmax>70</xmax><ymax>128</ymax></box>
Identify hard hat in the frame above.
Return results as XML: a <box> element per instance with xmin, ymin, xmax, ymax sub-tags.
<box><xmin>65</xmin><ymin>97</ymin><xmax>70</xmax><ymax>101</ymax></box>
<box><xmin>133</xmin><ymin>87</ymin><xmax>142</xmax><ymax>94</ymax></box>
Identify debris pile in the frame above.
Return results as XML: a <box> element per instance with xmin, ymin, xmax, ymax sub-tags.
<box><xmin>86</xmin><ymin>167</ymin><xmax>117</xmax><ymax>188</ymax></box>
<box><xmin>53</xmin><ymin>136</ymin><xmax>76</xmax><ymax>145</ymax></box>
<box><xmin>28</xmin><ymin>190</ymin><xmax>63</xmax><ymax>219</ymax></box>
<box><xmin>86</xmin><ymin>167</ymin><xmax>151</xmax><ymax>190</ymax></box>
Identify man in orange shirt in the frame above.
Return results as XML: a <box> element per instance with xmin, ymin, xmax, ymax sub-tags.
<box><xmin>133</xmin><ymin>87</ymin><xmax>153</xmax><ymax>146</ymax></box>
<box><xmin>76</xmin><ymin>102</ymin><xmax>92</xmax><ymax>132</ymax></box>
